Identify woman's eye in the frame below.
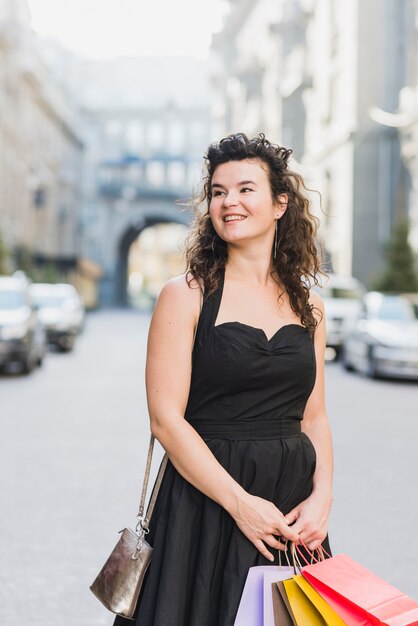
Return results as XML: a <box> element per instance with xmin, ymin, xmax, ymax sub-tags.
<box><xmin>212</xmin><ymin>188</ymin><xmax>252</xmax><ymax>197</ymax></box>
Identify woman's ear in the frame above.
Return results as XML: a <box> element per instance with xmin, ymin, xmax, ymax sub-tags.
<box><xmin>275</xmin><ymin>193</ymin><xmax>288</xmax><ymax>218</ymax></box>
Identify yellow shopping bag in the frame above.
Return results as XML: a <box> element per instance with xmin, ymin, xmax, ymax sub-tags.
<box><xmin>283</xmin><ymin>575</ymin><xmax>347</xmax><ymax>626</ymax></box>
<box><xmin>276</xmin><ymin>581</ymin><xmax>298</xmax><ymax>625</ymax></box>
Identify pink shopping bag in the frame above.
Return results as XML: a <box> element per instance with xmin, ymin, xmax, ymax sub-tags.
<box><xmin>234</xmin><ymin>566</ymin><xmax>293</xmax><ymax>626</ymax></box>
<box><xmin>302</xmin><ymin>553</ymin><xmax>418</xmax><ymax>626</ymax></box>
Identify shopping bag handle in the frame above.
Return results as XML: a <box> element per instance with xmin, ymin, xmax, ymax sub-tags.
<box><xmin>293</xmin><ymin>540</ymin><xmax>332</xmax><ymax>567</ymax></box>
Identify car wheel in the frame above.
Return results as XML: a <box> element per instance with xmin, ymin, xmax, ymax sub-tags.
<box><xmin>366</xmin><ymin>347</ymin><xmax>379</xmax><ymax>379</ymax></box>
<box><xmin>59</xmin><ymin>339</ymin><xmax>74</xmax><ymax>352</ymax></box>
<box><xmin>342</xmin><ymin>347</ymin><xmax>354</xmax><ymax>371</ymax></box>
<box><xmin>21</xmin><ymin>354</ymin><xmax>35</xmax><ymax>375</ymax></box>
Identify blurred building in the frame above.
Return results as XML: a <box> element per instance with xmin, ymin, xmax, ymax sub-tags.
<box><xmin>211</xmin><ymin>0</ymin><xmax>412</xmax><ymax>288</ymax></box>
<box><xmin>304</xmin><ymin>0</ymin><xmax>410</xmax><ymax>285</ymax></box>
<box><xmin>0</xmin><ymin>0</ymin><xmax>83</xmax><ymax>279</ymax></box>
<box><xmin>370</xmin><ymin>0</ymin><xmax>418</xmax><ymax>257</ymax></box>
<box><xmin>211</xmin><ymin>0</ymin><xmax>309</xmax><ymax>161</ymax></box>
<box><xmin>79</xmin><ymin>56</ymin><xmax>213</xmax><ymax>305</ymax></box>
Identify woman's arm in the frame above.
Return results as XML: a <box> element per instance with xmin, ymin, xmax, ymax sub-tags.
<box><xmin>146</xmin><ymin>274</ymin><xmax>299</xmax><ymax>560</ymax></box>
<box><xmin>284</xmin><ymin>291</ymin><xmax>334</xmax><ymax>550</ymax></box>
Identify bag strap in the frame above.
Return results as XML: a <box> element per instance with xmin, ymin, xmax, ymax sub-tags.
<box><xmin>137</xmin><ymin>433</ymin><xmax>159</xmax><ymax>521</ymax></box>
<box><xmin>137</xmin><ymin>279</ymin><xmax>204</xmax><ymax>528</ymax></box>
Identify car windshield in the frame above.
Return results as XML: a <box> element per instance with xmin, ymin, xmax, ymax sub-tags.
<box><xmin>0</xmin><ymin>290</ymin><xmax>26</xmax><ymax>309</ymax></box>
<box><xmin>372</xmin><ymin>297</ymin><xmax>415</xmax><ymax>320</ymax></box>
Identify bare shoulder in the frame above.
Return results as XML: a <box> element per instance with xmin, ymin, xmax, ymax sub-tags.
<box><xmin>146</xmin><ymin>274</ymin><xmax>203</xmax><ymax>413</ymax></box>
<box><xmin>155</xmin><ymin>272</ymin><xmax>202</xmax><ymax>319</ymax></box>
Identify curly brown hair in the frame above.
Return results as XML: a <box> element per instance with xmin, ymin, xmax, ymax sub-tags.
<box><xmin>183</xmin><ymin>132</ymin><xmax>328</xmax><ymax>336</ymax></box>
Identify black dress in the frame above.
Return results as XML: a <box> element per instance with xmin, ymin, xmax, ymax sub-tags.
<box><xmin>114</xmin><ymin>267</ymin><xmax>330</xmax><ymax>626</ymax></box>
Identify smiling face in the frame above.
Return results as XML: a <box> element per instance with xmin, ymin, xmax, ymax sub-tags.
<box><xmin>208</xmin><ymin>158</ymin><xmax>287</xmax><ymax>246</ymax></box>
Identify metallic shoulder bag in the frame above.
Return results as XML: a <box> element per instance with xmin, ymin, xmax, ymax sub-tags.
<box><xmin>90</xmin><ymin>280</ymin><xmax>204</xmax><ymax>619</ymax></box>
<box><xmin>90</xmin><ymin>436</ymin><xmax>167</xmax><ymax>619</ymax></box>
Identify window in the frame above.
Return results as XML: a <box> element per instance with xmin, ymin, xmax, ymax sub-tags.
<box><xmin>146</xmin><ymin>161</ymin><xmax>165</xmax><ymax>187</ymax></box>
<box><xmin>125</xmin><ymin>121</ymin><xmax>143</xmax><ymax>152</ymax></box>
<box><xmin>167</xmin><ymin>122</ymin><xmax>184</xmax><ymax>154</ymax></box>
<box><xmin>167</xmin><ymin>161</ymin><xmax>185</xmax><ymax>187</ymax></box>
<box><xmin>147</xmin><ymin>122</ymin><xmax>164</xmax><ymax>150</ymax></box>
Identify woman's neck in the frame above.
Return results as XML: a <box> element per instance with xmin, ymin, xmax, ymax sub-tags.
<box><xmin>225</xmin><ymin>253</ymin><xmax>280</xmax><ymax>288</ymax></box>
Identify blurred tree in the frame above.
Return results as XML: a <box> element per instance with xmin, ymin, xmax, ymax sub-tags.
<box><xmin>373</xmin><ymin>218</ymin><xmax>418</xmax><ymax>293</ymax></box>
<box><xmin>0</xmin><ymin>230</ymin><xmax>10</xmax><ymax>274</ymax></box>
<box><xmin>15</xmin><ymin>245</ymin><xmax>36</xmax><ymax>280</ymax></box>
<box><xmin>36</xmin><ymin>263</ymin><xmax>60</xmax><ymax>284</ymax></box>
<box><xmin>14</xmin><ymin>248</ymin><xmax>59</xmax><ymax>283</ymax></box>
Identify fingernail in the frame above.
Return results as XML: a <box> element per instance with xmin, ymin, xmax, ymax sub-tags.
<box><xmin>269</xmin><ymin>555</ymin><xmax>274</xmax><ymax>562</ymax></box>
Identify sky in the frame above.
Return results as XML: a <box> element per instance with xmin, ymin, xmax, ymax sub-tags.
<box><xmin>27</xmin><ymin>0</ymin><xmax>228</xmax><ymax>60</ymax></box>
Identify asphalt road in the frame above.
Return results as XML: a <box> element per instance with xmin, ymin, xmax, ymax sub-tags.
<box><xmin>1</xmin><ymin>309</ymin><xmax>417</xmax><ymax>625</ymax></box>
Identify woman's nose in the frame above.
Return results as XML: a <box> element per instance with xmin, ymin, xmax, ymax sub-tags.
<box><xmin>223</xmin><ymin>191</ymin><xmax>239</xmax><ymax>206</ymax></box>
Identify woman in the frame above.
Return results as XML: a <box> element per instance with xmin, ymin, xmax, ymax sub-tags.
<box><xmin>114</xmin><ymin>132</ymin><xmax>333</xmax><ymax>626</ymax></box>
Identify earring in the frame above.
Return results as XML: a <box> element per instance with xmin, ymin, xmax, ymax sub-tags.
<box><xmin>211</xmin><ymin>236</ymin><xmax>216</xmax><ymax>253</ymax></box>
<box><xmin>273</xmin><ymin>220</ymin><xmax>278</xmax><ymax>259</ymax></box>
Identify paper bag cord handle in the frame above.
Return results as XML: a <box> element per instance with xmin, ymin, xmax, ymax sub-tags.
<box><xmin>294</xmin><ymin>540</ymin><xmax>331</xmax><ymax>567</ymax></box>
<box><xmin>298</xmin><ymin>539</ymin><xmax>331</xmax><ymax>560</ymax></box>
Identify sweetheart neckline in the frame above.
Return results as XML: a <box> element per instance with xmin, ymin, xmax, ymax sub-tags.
<box><xmin>213</xmin><ymin>321</ymin><xmax>308</xmax><ymax>343</ymax></box>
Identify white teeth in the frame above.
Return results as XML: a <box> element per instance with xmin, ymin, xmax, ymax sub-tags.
<box><xmin>224</xmin><ymin>215</ymin><xmax>247</xmax><ymax>222</ymax></box>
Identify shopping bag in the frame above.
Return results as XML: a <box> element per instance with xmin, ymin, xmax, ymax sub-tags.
<box><xmin>276</xmin><ymin>581</ymin><xmax>298</xmax><ymax>625</ymax></box>
<box><xmin>291</xmin><ymin>545</ymin><xmax>369</xmax><ymax>625</ymax></box>
<box><xmin>297</xmin><ymin>573</ymin><xmax>376</xmax><ymax>626</ymax></box>
<box><xmin>302</xmin><ymin>553</ymin><xmax>418</xmax><ymax>626</ymax></box>
<box><xmin>285</xmin><ymin>574</ymin><xmax>348</xmax><ymax>625</ymax></box>
<box><xmin>233</xmin><ymin>566</ymin><xmax>294</xmax><ymax>626</ymax></box>
<box><xmin>263</xmin><ymin>568</ymin><xmax>295</xmax><ymax>626</ymax></box>
<box><xmin>271</xmin><ymin>582</ymin><xmax>295</xmax><ymax>626</ymax></box>
<box><xmin>284</xmin><ymin>577</ymin><xmax>329</xmax><ymax>625</ymax></box>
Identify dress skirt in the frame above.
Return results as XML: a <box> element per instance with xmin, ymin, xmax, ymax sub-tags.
<box><xmin>114</xmin><ymin>432</ymin><xmax>328</xmax><ymax>626</ymax></box>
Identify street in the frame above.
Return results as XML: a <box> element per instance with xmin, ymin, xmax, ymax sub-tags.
<box><xmin>1</xmin><ymin>309</ymin><xmax>417</xmax><ymax>626</ymax></box>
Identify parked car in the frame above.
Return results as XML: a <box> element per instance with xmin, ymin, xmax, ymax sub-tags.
<box><xmin>0</xmin><ymin>274</ymin><xmax>47</xmax><ymax>374</ymax></box>
<box><xmin>342</xmin><ymin>291</ymin><xmax>418</xmax><ymax>380</ymax></box>
<box><xmin>313</xmin><ymin>274</ymin><xmax>367</xmax><ymax>358</ymax></box>
<box><xmin>402</xmin><ymin>292</ymin><xmax>418</xmax><ymax>318</ymax></box>
<box><xmin>29</xmin><ymin>283</ymin><xmax>85</xmax><ymax>352</ymax></box>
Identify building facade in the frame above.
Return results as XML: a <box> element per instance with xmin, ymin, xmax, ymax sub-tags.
<box><xmin>211</xmin><ymin>0</ymin><xmax>309</xmax><ymax>158</ymax></box>
<box><xmin>211</xmin><ymin>0</ymin><xmax>412</xmax><ymax>287</ymax></box>
<box><xmin>304</xmin><ymin>0</ymin><xmax>410</xmax><ymax>286</ymax></box>
<box><xmin>0</xmin><ymin>0</ymin><xmax>83</xmax><ymax>278</ymax></box>
<box><xmin>79</xmin><ymin>56</ymin><xmax>214</xmax><ymax>305</ymax></box>
<box><xmin>370</xmin><ymin>0</ymin><xmax>418</xmax><ymax>256</ymax></box>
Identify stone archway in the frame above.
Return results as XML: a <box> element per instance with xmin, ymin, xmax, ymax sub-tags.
<box><xmin>116</xmin><ymin>213</ymin><xmax>190</xmax><ymax>306</ymax></box>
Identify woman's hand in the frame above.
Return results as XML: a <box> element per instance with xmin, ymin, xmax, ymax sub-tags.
<box><xmin>231</xmin><ymin>493</ymin><xmax>300</xmax><ymax>561</ymax></box>
<box><xmin>284</xmin><ymin>492</ymin><xmax>332</xmax><ymax>551</ymax></box>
